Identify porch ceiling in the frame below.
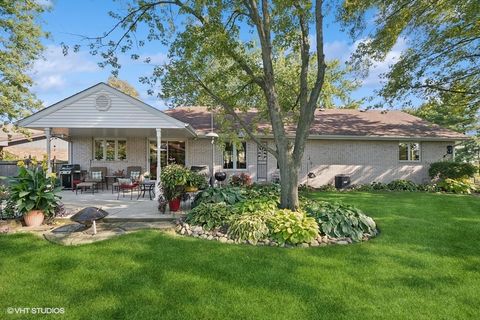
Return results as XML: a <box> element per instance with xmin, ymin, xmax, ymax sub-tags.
<box><xmin>52</xmin><ymin>127</ymin><xmax>195</xmax><ymax>139</ymax></box>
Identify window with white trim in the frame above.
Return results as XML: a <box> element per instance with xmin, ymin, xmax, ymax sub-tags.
<box><xmin>398</xmin><ymin>142</ymin><xmax>420</xmax><ymax>161</ymax></box>
<box><xmin>94</xmin><ymin>139</ymin><xmax>127</xmax><ymax>161</ymax></box>
<box><xmin>223</xmin><ymin>142</ymin><xmax>247</xmax><ymax>169</ymax></box>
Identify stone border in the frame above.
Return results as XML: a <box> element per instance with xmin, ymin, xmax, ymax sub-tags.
<box><xmin>175</xmin><ymin>220</ymin><xmax>375</xmax><ymax>247</ymax></box>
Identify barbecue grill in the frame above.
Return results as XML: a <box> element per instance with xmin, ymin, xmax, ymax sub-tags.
<box><xmin>59</xmin><ymin>164</ymin><xmax>81</xmax><ymax>189</ymax></box>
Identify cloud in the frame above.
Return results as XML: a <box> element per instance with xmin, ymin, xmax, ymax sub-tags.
<box><xmin>361</xmin><ymin>37</ymin><xmax>407</xmax><ymax>87</ymax></box>
<box><xmin>324</xmin><ymin>41</ymin><xmax>351</xmax><ymax>61</ymax></box>
<box><xmin>30</xmin><ymin>45</ymin><xmax>99</xmax><ymax>92</ymax></box>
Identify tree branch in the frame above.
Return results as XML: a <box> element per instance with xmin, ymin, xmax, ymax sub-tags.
<box><xmin>188</xmin><ymin>71</ymin><xmax>278</xmax><ymax>157</ymax></box>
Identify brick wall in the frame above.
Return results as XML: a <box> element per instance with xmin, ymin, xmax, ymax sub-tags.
<box><xmin>71</xmin><ymin>137</ymin><xmax>148</xmax><ymax>175</ymax></box>
<box><xmin>72</xmin><ymin>136</ymin><xmax>452</xmax><ymax>185</ymax></box>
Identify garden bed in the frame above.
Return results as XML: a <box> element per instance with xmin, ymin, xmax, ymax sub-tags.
<box><xmin>174</xmin><ymin>184</ymin><xmax>378</xmax><ymax>247</ymax></box>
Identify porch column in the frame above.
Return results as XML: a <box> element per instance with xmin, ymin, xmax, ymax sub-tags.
<box><xmin>45</xmin><ymin>128</ymin><xmax>52</xmax><ymax>174</ymax></box>
<box><xmin>155</xmin><ymin>128</ymin><xmax>161</xmax><ymax>200</ymax></box>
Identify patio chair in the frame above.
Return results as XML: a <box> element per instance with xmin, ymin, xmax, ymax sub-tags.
<box><xmin>126</xmin><ymin>166</ymin><xmax>142</xmax><ymax>182</ymax></box>
<box><xmin>85</xmin><ymin>167</ymin><xmax>107</xmax><ymax>190</ymax></box>
<box><xmin>117</xmin><ymin>178</ymin><xmax>139</xmax><ymax>200</ymax></box>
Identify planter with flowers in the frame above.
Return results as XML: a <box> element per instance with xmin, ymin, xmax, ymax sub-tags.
<box><xmin>160</xmin><ymin>164</ymin><xmax>189</xmax><ymax>212</ymax></box>
<box><xmin>9</xmin><ymin>159</ymin><xmax>61</xmax><ymax>226</ymax></box>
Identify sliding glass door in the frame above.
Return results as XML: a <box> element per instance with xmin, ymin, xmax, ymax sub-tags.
<box><xmin>149</xmin><ymin>140</ymin><xmax>185</xmax><ymax>179</ymax></box>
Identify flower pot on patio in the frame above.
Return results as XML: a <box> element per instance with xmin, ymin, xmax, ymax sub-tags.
<box><xmin>169</xmin><ymin>198</ymin><xmax>181</xmax><ymax>212</ymax></box>
<box><xmin>23</xmin><ymin>210</ymin><xmax>45</xmax><ymax>227</ymax></box>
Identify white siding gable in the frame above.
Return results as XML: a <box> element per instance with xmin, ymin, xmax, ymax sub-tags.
<box><xmin>18</xmin><ymin>83</ymin><xmax>188</xmax><ymax>129</ymax></box>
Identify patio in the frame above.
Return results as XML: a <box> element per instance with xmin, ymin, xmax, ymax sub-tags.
<box><xmin>59</xmin><ymin>189</ymin><xmax>187</xmax><ymax>221</ymax></box>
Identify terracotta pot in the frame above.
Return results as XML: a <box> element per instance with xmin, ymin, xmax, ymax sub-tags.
<box><xmin>169</xmin><ymin>198</ymin><xmax>181</xmax><ymax>212</ymax></box>
<box><xmin>24</xmin><ymin>210</ymin><xmax>45</xmax><ymax>227</ymax></box>
<box><xmin>185</xmin><ymin>186</ymin><xmax>198</xmax><ymax>192</ymax></box>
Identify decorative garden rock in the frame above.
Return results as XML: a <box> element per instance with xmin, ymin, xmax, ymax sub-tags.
<box><xmin>174</xmin><ymin>220</ymin><xmax>370</xmax><ymax>248</ymax></box>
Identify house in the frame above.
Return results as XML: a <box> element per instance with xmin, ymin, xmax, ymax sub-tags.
<box><xmin>17</xmin><ymin>82</ymin><xmax>466</xmax><ymax>187</ymax></box>
<box><xmin>0</xmin><ymin>126</ymin><xmax>68</xmax><ymax>161</ymax></box>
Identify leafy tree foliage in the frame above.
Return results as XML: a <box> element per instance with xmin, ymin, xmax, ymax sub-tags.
<box><xmin>107</xmin><ymin>76</ymin><xmax>140</xmax><ymax>98</ymax></box>
<box><xmin>0</xmin><ymin>0</ymin><xmax>47</xmax><ymax>129</ymax></box>
<box><xmin>71</xmin><ymin>0</ymin><xmax>359</xmax><ymax>209</ymax></box>
<box><xmin>340</xmin><ymin>0</ymin><xmax>479</xmax><ymax>112</ymax></box>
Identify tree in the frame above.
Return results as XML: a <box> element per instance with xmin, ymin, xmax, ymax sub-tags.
<box><xmin>406</xmin><ymin>85</ymin><xmax>479</xmax><ymax>134</ymax></box>
<box><xmin>107</xmin><ymin>76</ymin><xmax>140</xmax><ymax>98</ymax></box>
<box><xmin>70</xmin><ymin>0</ymin><xmax>354</xmax><ymax>210</ymax></box>
<box><xmin>339</xmin><ymin>1</ymin><xmax>479</xmax><ymax>112</ymax></box>
<box><xmin>0</xmin><ymin>1</ymin><xmax>47</xmax><ymax>130</ymax></box>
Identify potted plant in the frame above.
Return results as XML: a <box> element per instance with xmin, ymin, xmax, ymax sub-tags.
<box><xmin>9</xmin><ymin>159</ymin><xmax>61</xmax><ymax>226</ymax></box>
<box><xmin>185</xmin><ymin>170</ymin><xmax>208</xmax><ymax>192</ymax></box>
<box><xmin>160</xmin><ymin>164</ymin><xmax>189</xmax><ymax>212</ymax></box>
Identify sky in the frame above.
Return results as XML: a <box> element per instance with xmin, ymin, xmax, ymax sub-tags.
<box><xmin>31</xmin><ymin>0</ymin><xmax>407</xmax><ymax>110</ymax></box>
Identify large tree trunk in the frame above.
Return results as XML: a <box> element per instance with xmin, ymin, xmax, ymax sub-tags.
<box><xmin>276</xmin><ymin>147</ymin><xmax>300</xmax><ymax>210</ymax></box>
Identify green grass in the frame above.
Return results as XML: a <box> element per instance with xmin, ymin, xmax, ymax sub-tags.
<box><xmin>1</xmin><ymin>192</ymin><xmax>479</xmax><ymax>320</ymax></box>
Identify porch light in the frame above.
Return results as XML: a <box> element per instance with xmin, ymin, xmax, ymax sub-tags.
<box><xmin>205</xmin><ymin>131</ymin><xmax>219</xmax><ymax>187</ymax></box>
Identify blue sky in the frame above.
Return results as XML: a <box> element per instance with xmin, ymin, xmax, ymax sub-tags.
<box><xmin>31</xmin><ymin>0</ymin><xmax>407</xmax><ymax>110</ymax></box>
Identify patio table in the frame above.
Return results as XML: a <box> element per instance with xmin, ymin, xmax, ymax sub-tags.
<box><xmin>106</xmin><ymin>175</ymin><xmax>124</xmax><ymax>191</ymax></box>
<box><xmin>137</xmin><ymin>181</ymin><xmax>156</xmax><ymax>200</ymax></box>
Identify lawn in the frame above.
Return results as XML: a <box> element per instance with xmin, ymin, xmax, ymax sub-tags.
<box><xmin>1</xmin><ymin>192</ymin><xmax>479</xmax><ymax>319</ymax></box>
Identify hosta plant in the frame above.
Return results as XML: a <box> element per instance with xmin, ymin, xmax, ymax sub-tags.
<box><xmin>227</xmin><ymin>213</ymin><xmax>270</xmax><ymax>244</ymax></box>
<box><xmin>232</xmin><ymin>197</ymin><xmax>278</xmax><ymax>215</ymax></box>
<box><xmin>186</xmin><ymin>202</ymin><xmax>231</xmax><ymax>230</ymax></box>
<box><xmin>192</xmin><ymin>187</ymin><xmax>245</xmax><ymax>208</ymax></box>
<box><xmin>268</xmin><ymin>209</ymin><xmax>319</xmax><ymax>245</ymax></box>
<box><xmin>438</xmin><ymin>178</ymin><xmax>476</xmax><ymax>194</ymax></box>
<box><xmin>304</xmin><ymin>201</ymin><xmax>377</xmax><ymax>241</ymax></box>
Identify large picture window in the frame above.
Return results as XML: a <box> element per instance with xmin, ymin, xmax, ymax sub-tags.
<box><xmin>223</xmin><ymin>142</ymin><xmax>247</xmax><ymax>169</ymax></box>
<box><xmin>399</xmin><ymin>142</ymin><xmax>420</xmax><ymax>161</ymax></box>
<box><xmin>94</xmin><ymin>139</ymin><xmax>127</xmax><ymax>161</ymax></box>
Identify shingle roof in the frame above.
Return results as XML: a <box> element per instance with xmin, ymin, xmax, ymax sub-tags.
<box><xmin>164</xmin><ymin>106</ymin><xmax>466</xmax><ymax>140</ymax></box>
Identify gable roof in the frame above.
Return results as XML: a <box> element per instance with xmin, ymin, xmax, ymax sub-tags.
<box><xmin>17</xmin><ymin>83</ymin><xmax>196</xmax><ymax>135</ymax></box>
<box><xmin>164</xmin><ymin>106</ymin><xmax>467</xmax><ymax>141</ymax></box>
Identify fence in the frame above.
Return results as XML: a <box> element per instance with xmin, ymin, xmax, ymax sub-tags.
<box><xmin>0</xmin><ymin>161</ymin><xmax>67</xmax><ymax>185</ymax></box>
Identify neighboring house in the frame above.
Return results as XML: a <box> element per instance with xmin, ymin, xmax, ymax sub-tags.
<box><xmin>0</xmin><ymin>126</ymin><xmax>68</xmax><ymax>161</ymax></box>
<box><xmin>17</xmin><ymin>83</ymin><xmax>466</xmax><ymax>187</ymax></box>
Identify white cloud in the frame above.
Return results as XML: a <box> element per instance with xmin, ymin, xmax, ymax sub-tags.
<box><xmin>361</xmin><ymin>37</ymin><xmax>407</xmax><ymax>86</ymax></box>
<box><xmin>30</xmin><ymin>45</ymin><xmax>99</xmax><ymax>92</ymax></box>
<box><xmin>324</xmin><ymin>40</ymin><xmax>351</xmax><ymax>61</ymax></box>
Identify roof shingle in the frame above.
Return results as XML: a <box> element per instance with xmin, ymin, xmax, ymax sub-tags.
<box><xmin>164</xmin><ymin>107</ymin><xmax>466</xmax><ymax>140</ymax></box>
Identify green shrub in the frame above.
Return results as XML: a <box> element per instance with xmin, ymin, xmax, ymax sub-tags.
<box><xmin>429</xmin><ymin>161</ymin><xmax>478</xmax><ymax>180</ymax></box>
<box><xmin>437</xmin><ymin>178</ymin><xmax>476</xmax><ymax>194</ymax></box>
<box><xmin>228</xmin><ymin>213</ymin><xmax>270</xmax><ymax>244</ymax></box>
<box><xmin>316</xmin><ymin>184</ymin><xmax>337</xmax><ymax>192</ymax></box>
<box><xmin>304</xmin><ymin>201</ymin><xmax>377</xmax><ymax>241</ymax></box>
<box><xmin>243</xmin><ymin>183</ymin><xmax>280</xmax><ymax>199</ymax></box>
<box><xmin>192</xmin><ymin>187</ymin><xmax>245</xmax><ymax>208</ymax></box>
<box><xmin>186</xmin><ymin>202</ymin><xmax>232</xmax><ymax>230</ymax></box>
<box><xmin>232</xmin><ymin>197</ymin><xmax>278</xmax><ymax>215</ymax></box>
<box><xmin>386</xmin><ymin>179</ymin><xmax>419</xmax><ymax>191</ymax></box>
<box><xmin>268</xmin><ymin>209</ymin><xmax>319</xmax><ymax>245</ymax></box>
<box><xmin>417</xmin><ymin>183</ymin><xmax>441</xmax><ymax>192</ymax></box>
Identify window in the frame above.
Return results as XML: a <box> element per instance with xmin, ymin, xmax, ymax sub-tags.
<box><xmin>399</xmin><ymin>142</ymin><xmax>420</xmax><ymax>161</ymax></box>
<box><xmin>223</xmin><ymin>142</ymin><xmax>247</xmax><ymax>169</ymax></box>
<box><xmin>94</xmin><ymin>139</ymin><xmax>127</xmax><ymax>161</ymax></box>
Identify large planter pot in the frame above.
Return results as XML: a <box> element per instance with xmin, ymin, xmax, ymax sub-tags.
<box><xmin>169</xmin><ymin>198</ymin><xmax>181</xmax><ymax>212</ymax></box>
<box><xmin>24</xmin><ymin>210</ymin><xmax>45</xmax><ymax>227</ymax></box>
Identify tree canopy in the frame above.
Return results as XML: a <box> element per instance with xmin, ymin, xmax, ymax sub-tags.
<box><xmin>70</xmin><ymin>0</ymin><xmax>358</xmax><ymax>209</ymax></box>
<box><xmin>0</xmin><ymin>0</ymin><xmax>47</xmax><ymax>131</ymax></box>
<box><xmin>340</xmin><ymin>0</ymin><xmax>479</xmax><ymax>112</ymax></box>
<box><xmin>107</xmin><ymin>76</ymin><xmax>140</xmax><ymax>98</ymax></box>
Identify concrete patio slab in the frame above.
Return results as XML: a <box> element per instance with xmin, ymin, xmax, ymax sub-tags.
<box><xmin>59</xmin><ymin>190</ymin><xmax>187</xmax><ymax>221</ymax></box>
